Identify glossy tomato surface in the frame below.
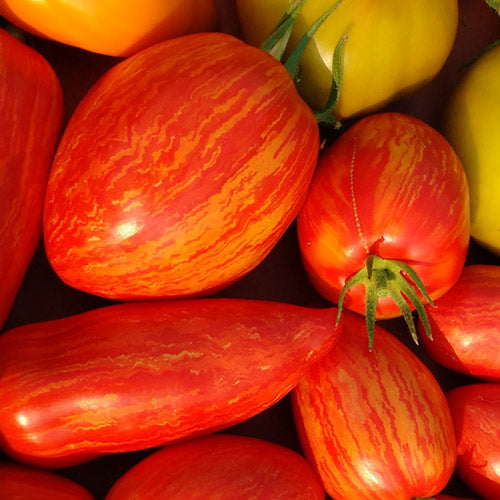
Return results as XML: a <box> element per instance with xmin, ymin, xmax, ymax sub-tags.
<box><xmin>43</xmin><ymin>32</ymin><xmax>319</xmax><ymax>301</ymax></box>
<box><xmin>0</xmin><ymin>29</ymin><xmax>63</xmax><ymax>329</ymax></box>
<box><xmin>446</xmin><ymin>383</ymin><xmax>500</xmax><ymax>500</ymax></box>
<box><xmin>236</xmin><ymin>0</ymin><xmax>458</xmax><ymax>120</ymax></box>
<box><xmin>105</xmin><ymin>434</ymin><xmax>324</xmax><ymax>499</ymax></box>
<box><xmin>0</xmin><ymin>0</ymin><xmax>217</xmax><ymax>56</ymax></box>
<box><xmin>0</xmin><ymin>298</ymin><xmax>339</xmax><ymax>468</ymax></box>
<box><xmin>418</xmin><ymin>265</ymin><xmax>500</xmax><ymax>382</ymax></box>
<box><xmin>297</xmin><ymin>112</ymin><xmax>470</xmax><ymax>319</ymax></box>
<box><xmin>292</xmin><ymin>310</ymin><xmax>457</xmax><ymax>500</ymax></box>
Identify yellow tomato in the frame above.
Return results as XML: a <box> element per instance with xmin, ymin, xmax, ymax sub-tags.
<box><xmin>442</xmin><ymin>43</ymin><xmax>500</xmax><ymax>256</ymax></box>
<box><xmin>0</xmin><ymin>0</ymin><xmax>217</xmax><ymax>56</ymax></box>
<box><xmin>236</xmin><ymin>0</ymin><xmax>458</xmax><ymax>120</ymax></box>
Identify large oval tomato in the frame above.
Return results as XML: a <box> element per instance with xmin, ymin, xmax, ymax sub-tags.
<box><xmin>0</xmin><ymin>298</ymin><xmax>339</xmax><ymax>468</ymax></box>
<box><xmin>297</xmin><ymin>112</ymin><xmax>470</xmax><ymax>345</ymax></box>
<box><xmin>442</xmin><ymin>42</ymin><xmax>500</xmax><ymax>256</ymax></box>
<box><xmin>43</xmin><ymin>32</ymin><xmax>319</xmax><ymax>301</ymax></box>
<box><xmin>236</xmin><ymin>0</ymin><xmax>458</xmax><ymax>120</ymax></box>
<box><xmin>292</xmin><ymin>310</ymin><xmax>457</xmax><ymax>500</ymax></box>
<box><xmin>105</xmin><ymin>434</ymin><xmax>324</xmax><ymax>499</ymax></box>
<box><xmin>418</xmin><ymin>264</ymin><xmax>500</xmax><ymax>382</ymax></box>
<box><xmin>0</xmin><ymin>0</ymin><xmax>217</xmax><ymax>57</ymax></box>
<box><xmin>0</xmin><ymin>28</ymin><xmax>63</xmax><ymax>329</ymax></box>
<box><xmin>446</xmin><ymin>383</ymin><xmax>500</xmax><ymax>500</ymax></box>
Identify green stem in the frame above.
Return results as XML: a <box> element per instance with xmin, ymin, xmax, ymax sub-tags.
<box><xmin>484</xmin><ymin>0</ymin><xmax>500</xmax><ymax>13</ymax></box>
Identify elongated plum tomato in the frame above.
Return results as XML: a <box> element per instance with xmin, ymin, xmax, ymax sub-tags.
<box><xmin>297</xmin><ymin>112</ymin><xmax>470</xmax><ymax>344</ymax></box>
<box><xmin>0</xmin><ymin>29</ymin><xmax>63</xmax><ymax>329</ymax></box>
<box><xmin>0</xmin><ymin>298</ymin><xmax>340</xmax><ymax>468</ymax></box>
<box><xmin>0</xmin><ymin>0</ymin><xmax>217</xmax><ymax>57</ymax></box>
<box><xmin>43</xmin><ymin>32</ymin><xmax>320</xmax><ymax>301</ymax></box>
<box><xmin>446</xmin><ymin>383</ymin><xmax>500</xmax><ymax>500</ymax></box>
<box><xmin>0</xmin><ymin>461</ymin><xmax>94</xmax><ymax>500</ymax></box>
<box><xmin>292</xmin><ymin>310</ymin><xmax>457</xmax><ymax>500</ymax></box>
<box><xmin>105</xmin><ymin>434</ymin><xmax>324</xmax><ymax>500</ymax></box>
<box><xmin>418</xmin><ymin>265</ymin><xmax>500</xmax><ymax>382</ymax></box>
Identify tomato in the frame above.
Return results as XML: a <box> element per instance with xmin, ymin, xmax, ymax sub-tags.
<box><xmin>43</xmin><ymin>32</ymin><xmax>320</xmax><ymax>301</ymax></box>
<box><xmin>0</xmin><ymin>28</ymin><xmax>63</xmax><ymax>329</ymax></box>
<box><xmin>418</xmin><ymin>265</ymin><xmax>500</xmax><ymax>382</ymax></box>
<box><xmin>297</xmin><ymin>112</ymin><xmax>470</xmax><ymax>346</ymax></box>
<box><xmin>0</xmin><ymin>298</ymin><xmax>340</xmax><ymax>468</ymax></box>
<box><xmin>442</xmin><ymin>42</ymin><xmax>500</xmax><ymax>256</ymax></box>
<box><xmin>446</xmin><ymin>383</ymin><xmax>500</xmax><ymax>500</ymax></box>
<box><xmin>0</xmin><ymin>0</ymin><xmax>217</xmax><ymax>57</ymax></box>
<box><xmin>236</xmin><ymin>0</ymin><xmax>458</xmax><ymax>120</ymax></box>
<box><xmin>0</xmin><ymin>461</ymin><xmax>94</xmax><ymax>499</ymax></box>
<box><xmin>104</xmin><ymin>433</ymin><xmax>324</xmax><ymax>499</ymax></box>
<box><xmin>292</xmin><ymin>310</ymin><xmax>457</xmax><ymax>500</ymax></box>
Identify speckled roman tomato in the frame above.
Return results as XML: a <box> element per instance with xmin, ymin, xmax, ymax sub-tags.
<box><xmin>104</xmin><ymin>434</ymin><xmax>324</xmax><ymax>500</ymax></box>
<box><xmin>43</xmin><ymin>32</ymin><xmax>320</xmax><ymax>301</ymax></box>
<box><xmin>0</xmin><ymin>298</ymin><xmax>339</xmax><ymax>468</ymax></box>
<box><xmin>292</xmin><ymin>310</ymin><xmax>457</xmax><ymax>500</ymax></box>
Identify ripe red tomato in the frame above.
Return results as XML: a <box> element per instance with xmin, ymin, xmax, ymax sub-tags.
<box><xmin>0</xmin><ymin>461</ymin><xmax>94</xmax><ymax>499</ymax></box>
<box><xmin>0</xmin><ymin>0</ymin><xmax>217</xmax><ymax>56</ymax></box>
<box><xmin>43</xmin><ymin>32</ymin><xmax>320</xmax><ymax>301</ymax></box>
<box><xmin>105</xmin><ymin>434</ymin><xmax>324</xmax><ymax>499</ymax></box>
<box><xmin>0</xmin><ymin>29</ymin><xmax>63</xmax><ymax>329</ymax></box>
<box><xmin>418</xmin><ymin>265</ymin><xmax>500</xmax><ymax>382</ymax></box>
<box><xmin>292</xmin><ymin>310</ymin><xmax>457</xmax><ymax>500</ymax></box>
<box><xmin>446</xmin><ymin>383</ymin><xmax>500</xmax><ymax>500</ymax></box>
<box><xmin>0</xmin><ymin>298</ymin><xmax>340</xmax><ymax>468</ymax></box>
<box><xmin>297</xmin><ymin>112</ymin><xmax>470</xmax><ymax>345</ymax></box>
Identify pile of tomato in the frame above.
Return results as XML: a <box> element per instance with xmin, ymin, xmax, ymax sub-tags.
<box><xmin>1</xmin><ymin>1</ymin><xmax>500</xmax><ymax>499</ymax></box>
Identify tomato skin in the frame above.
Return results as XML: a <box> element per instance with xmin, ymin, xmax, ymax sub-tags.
<box><xmin>236</xmin><ymin>0</ymin><xmax>458</xmax><ymax>120</ymax></box>
<box><xmin>0</xmin><ymin>0</ymin><xmax>217</xmax><ymax>56</ymax></box>
<box><xmin>0</xmin><ymin>29</ymin><xmax>63</xmax><ymax>329</ymax></box>
<box><xmin>418</xmin><ymin>265</ymin><xmax>500</xmax><ymax>382</ymax></box>
<box><xmin>0</xmin><ymin>298</ymin><xmax>339</xmax><ymax>468</ymax></box>
<box><xmin>104</xmin><ymin>434</ymin><xmax>324</xmax><ymax>499</ymax></box>
<box><xmin>43</xmin><ymin>32</ymin><xmax>320</xmax><ymax>301</ymax></box>
<box><xmin>297</xmin><ymin>112</ymin><xmax>470</xmax><ymax>319</ymax></box>
<box><xmin>0</xmin><ymin>461</ymin><xmax>94</xmax><ymax>499</ymax></box>
<box><xmin>446</xmin><ymin>383</ymin><xmax>500</xmax><ymax>500</ymax></box>
<box><xmin>442</xmin><ymin>43</ymin><xmax>500</xmax><ymax>256</ymax></box>
<box><xmin>292</xmin><ymin>310</ymin><xmax>457</xmax><ymax>500</ymax></box>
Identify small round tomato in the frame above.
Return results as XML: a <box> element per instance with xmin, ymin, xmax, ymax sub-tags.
<box><xmin>297</xmin><ymin>112</ymin><xmax>470</xmax><ymax>345</ymax></box>
<box><xmin>236</xmin><ymin>0</ymin><xmax>458</xmax><ymax>120</ymax></box>
<box><xmin>0</xmin><ymin>0</ymin><xmax>217</xmax><ymax>56</ymax></box>
<box><xmin>442</xmin><ymin>42</ymin><xmax>500</xmax><ymax>256</ymax></box>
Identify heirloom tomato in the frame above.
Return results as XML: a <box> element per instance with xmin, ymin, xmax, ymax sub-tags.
<box><xmin>297</xmin><ymin>112</ymin><xmax>470</xmax><ymax>346</ymax></box>
<box><xmin>236</xmin><ymin>0</ymin><xmax>458</xmax><ymax>120</ymax></box>
<box><xmin>0</xmin><ymin>298</ymin><xmax>340</xmax><ymax>468</ymax></box>
<box><xmin>43</xmin><ymin>32</ymin><xmax>320</xmax><ymax>301</ymax></box>
<box><xmin>418</xmin><ymin>265</ymin><xmax>500</xmax><ymax>382</ymax></box>
<box><xmin>446</xmin><ymin>383</ymin><xmax>500</xmax><ymax>500</ymax></box>
<box><xmin>0</xmin><ymin>461</ymin><xmax>94</xmax><ymax>499</ymax></box>
<box><xmin>0</xmin><ymin>0</ymin><xmax>217</xmax><ymax>57</ymax></box>
<box><xmin>0</xmin><ymin>28</ymin><xmax>63</xmax><ymax>329</ymax></box>
<box><xmin>105</xmin><ymin>434</ymin><xmax>324</xmax><ymax>500</ymax></box>
<box><xmin>442</xmin><ymin>42</ymin><xmax>500</xmax><ymax>256</ymax></box>
<box><xmin>292</xmin><ymin>310</ymin><xmax>457</xmax><ymax>500</ymax></box>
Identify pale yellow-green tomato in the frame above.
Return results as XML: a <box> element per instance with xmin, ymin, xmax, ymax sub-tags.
<box><xmin>236</xmin><ymin>0</ymin><xmax>458</xmax><ymax>120</ymax></box>
<box><xmin>442</xmin><ymin>43</ymin><xmax>500</xmax><ymax>256</ymax></box>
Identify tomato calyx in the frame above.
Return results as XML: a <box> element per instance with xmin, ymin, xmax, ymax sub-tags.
<box><xmin>335</xmin><ymin>255</ymin><xmax>435</xmax><ymax>350</ymax></box>
<box><xmin>485</xmin><ymin>0</ymin><xmax>500</xmax><ymax>14</ymax></box>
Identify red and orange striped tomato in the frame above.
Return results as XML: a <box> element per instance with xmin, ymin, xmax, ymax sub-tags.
<box><xmin>292</xmin><ymin>310</ymin><xmax>457</xmax><ymax>500</ymax></box>
<box><xmin>446</xmin><ymin>383</ymin><xmax>500</xmax><ymax>500</ymax></box>
<box><xmin>0</xmin><ymin>298</ymin><xmax>340</xmax><ymax>468</ymax></box>
<box><xmin>43</xmin><ymin>32</ymin><xmax>320</xmax><ymax>301</ymax></box>
<box><xmin>418</xmin><ymin>265</ymin><xmax>500</xmax><ymax>382</ymax></box>
<box><xmin>0</xmin><ymin>461</ymin><xmax>94</xmax><ymax>499</ymax></box>
<box><xmin>0</xmin><ymin>29</ymin><xmax>63</xmax><ymax>329</ymax></box>
<box><xmin>105</xmin><ymin>434</ymin><xmax>324</xmax><ymax>499</ymax></box>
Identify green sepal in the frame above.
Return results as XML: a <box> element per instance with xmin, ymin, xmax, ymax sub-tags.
<box><xmin>485</xmin><ymin>0</ymin><xmax>500</xmax><ymax>13</ymax></box>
